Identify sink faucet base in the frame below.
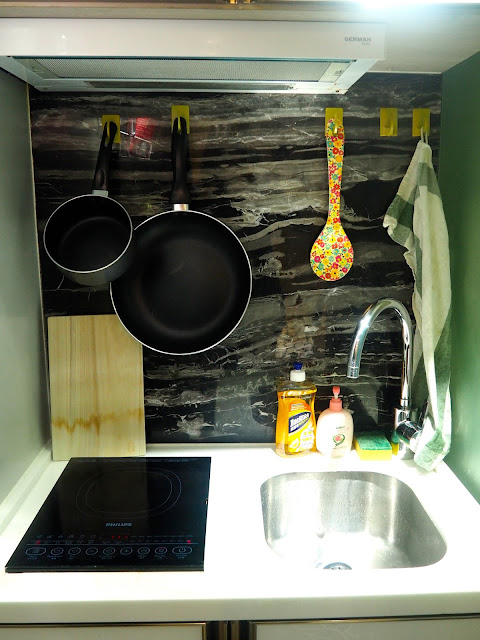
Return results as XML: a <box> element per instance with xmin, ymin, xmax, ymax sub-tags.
<box><xmin>346</xmin><ymin>298</ymin><xmax>425</xmax><ymax>457</ymax></box>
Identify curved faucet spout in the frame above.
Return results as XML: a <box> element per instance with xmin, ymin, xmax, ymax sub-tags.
<box><xmin>346</xmin><ymin>298</ymin><xmax>413</xmax><ymax>411</ymax></box>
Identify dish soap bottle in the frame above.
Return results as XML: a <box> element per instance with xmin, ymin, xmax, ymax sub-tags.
<box><xmin>316</xmin><ymin>386</ymin><xmax>353</xmax><ymax>458</ymax></box>
<box><xmin>275</xmin><ymin>362</ymin><xmax>317</xmax><ymax>457</ymax></box>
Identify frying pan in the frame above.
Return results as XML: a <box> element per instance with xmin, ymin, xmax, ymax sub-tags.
<box><xmin>44</xmin><ymin>122</ymin><xmax>133</xmax><ymax>286</ymax></box>
<box><xmin>111</xmin><ymin>117</ymin><xmax>252</xmax><ymax>355</ymax></box>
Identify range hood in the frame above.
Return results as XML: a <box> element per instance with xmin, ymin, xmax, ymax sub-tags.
<box><xmin>0</xmin><ymin>19</ymin><xmax>385</xmax><ymax>94</ymax></box>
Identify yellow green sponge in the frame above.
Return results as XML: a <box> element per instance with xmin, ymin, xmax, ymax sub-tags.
<box><xmin>354</xmin><ymin>431</ymin><xmax>392</xmax><ymax>461</ymax></box>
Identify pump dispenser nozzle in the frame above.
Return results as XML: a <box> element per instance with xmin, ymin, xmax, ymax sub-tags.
<box><xmin>329</xmin><ymin>386</ymin><xmax>343</xmax><ymax>411</ymax></box>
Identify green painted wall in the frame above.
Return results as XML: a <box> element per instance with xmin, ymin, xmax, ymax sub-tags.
<box><xmin>439</xmin><ymin>52</ymin><xmax>480</xmax><ymax>502</ymax></box>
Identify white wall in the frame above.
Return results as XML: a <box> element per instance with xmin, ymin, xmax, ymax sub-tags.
<box><xmin>0</xmin><ymin>70</ymin><xmax>50</xmax><ymax>503</ymax></box>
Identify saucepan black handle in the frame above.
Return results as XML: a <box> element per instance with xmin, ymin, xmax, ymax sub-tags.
<box><xmin>92</xmin><ymin>121</ymin><xmax>117</xmax><ymax>193</ymax></box>
<box><xmin>170</xmin><ymin>117</ymin><xmax>190</xmax><ymax>207</ymax></box>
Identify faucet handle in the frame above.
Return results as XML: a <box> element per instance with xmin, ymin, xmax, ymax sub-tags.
<box><xmin>395</xmin><ymin>398</ymin><xmax>429</xmax><ymax>453</ymax></box>
<box><xmin>417</xmin><ymin>397</ymin><xmax>429</xmax><ymax>426</ymax></box>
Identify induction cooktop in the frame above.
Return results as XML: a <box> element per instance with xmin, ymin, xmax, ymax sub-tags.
<box><xmin>5</xmin><ymin>457</ymin><xmax>211</xmax><ymax>573</ymax></box>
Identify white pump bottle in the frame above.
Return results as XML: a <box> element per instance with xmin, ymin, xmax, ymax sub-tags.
<box><xmin>316</xmin><ymin>386</ymin><xmax>354</xmax><ymax>458</ymax></box>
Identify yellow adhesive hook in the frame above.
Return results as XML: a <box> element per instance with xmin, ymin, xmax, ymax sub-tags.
<box><xmin>101</xmin><ymin>114</ymin><xmax>121</xmax><ymax>143</ymax></box>
<box><xmin>380</xmin><ymin>108</ymin><xmax>398</xmax><ymax>137</ymax></box>
<box><xmin>412</xmin><ymin>108</ymin><xmax>430</xmax><ymax>137</ymax></box>
<box><xmin>325</xmin><ymin>108</ymin><xmax>343</xmax><ymax>135</ymax></box>
<box><xmin>171</xmin><ymin>105</ymin><xmax>190</xmax><ymax>133</ymax></box>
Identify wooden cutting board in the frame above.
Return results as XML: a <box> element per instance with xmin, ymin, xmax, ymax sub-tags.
<box><xmin>47</xmin><ymin>314</ymin><xmax>146</xmax><ymax>461</ymax></box>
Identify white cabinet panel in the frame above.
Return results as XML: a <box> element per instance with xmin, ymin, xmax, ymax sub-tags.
<box><xmin>254</xmin><ymin>617</ymin><xmax>480</xmax><ymax>640</ymax></box>
<box><xmin>0</xmin><ymin>61</ymin><xmax>49</xmax><ymax>514</ymax></box>
<box><xmin>0</xmin><ymin>623</ymin><xmax>205</xmax><ymax>640</ymax></box>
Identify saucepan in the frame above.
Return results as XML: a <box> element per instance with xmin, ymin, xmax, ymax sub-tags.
<box><xmin>110</xmin><ymin>117</ymin><xmax>252</xmax><ymax>355</ymax></box>
<box><xmin>43</xmin><ymin>122</ymin><xmax>133</xmax><ymax>286</ymax></box>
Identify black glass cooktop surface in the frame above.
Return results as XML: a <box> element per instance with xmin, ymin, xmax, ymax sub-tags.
<box><xmin>5</xmin><ymin>457</ymin><xmax>211</xmax><ymax>573</ymax></box>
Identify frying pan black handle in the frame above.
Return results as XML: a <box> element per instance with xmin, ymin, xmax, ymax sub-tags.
<box><xmin>92</xmin><ymin>121</ymin><xmax>117</xmax><ymax>193</ymax></box>
<box><xmin>170</xmin><ymin>117</ymin><xmax>190</xmax><ymax>206</ymax></box>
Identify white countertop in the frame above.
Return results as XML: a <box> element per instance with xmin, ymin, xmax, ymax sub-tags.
<box><xmin>1</xmin><ymin>444</ymin><xmax>480</xmax><ymax>624</ymax></box>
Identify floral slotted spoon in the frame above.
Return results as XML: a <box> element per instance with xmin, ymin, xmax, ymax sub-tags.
<box><xmin>310</xmin><ymin>119</ymin><xmax>353</xmax><ymax>281</ymax></box>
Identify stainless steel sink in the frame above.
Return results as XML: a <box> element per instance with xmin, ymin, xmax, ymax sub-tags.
<box><xmin>260</xmin><ymin>471</ymin><xmax>446</xmax><ymax>569</ymax></box>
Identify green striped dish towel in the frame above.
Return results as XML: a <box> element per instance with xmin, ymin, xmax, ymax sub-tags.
<box><xmin>383</xmin><ymin>140</ymin><xmax>451</xmax><ymax>471</ymax></box>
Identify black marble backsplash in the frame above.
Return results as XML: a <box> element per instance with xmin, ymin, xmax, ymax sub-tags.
<box><xmin>30</xmin><ymin>73</ymin><xmax>442</xmax><ymax>442</ymax></box>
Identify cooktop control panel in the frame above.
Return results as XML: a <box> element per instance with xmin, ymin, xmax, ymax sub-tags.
<box><xmin>20</xmin><ymin>534</ymin><xmax>200</xmax><ymax>568</ymax></box>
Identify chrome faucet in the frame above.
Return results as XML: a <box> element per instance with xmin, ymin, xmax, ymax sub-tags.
<box><xmin>346</xmin><ymin>298</ymin><xmax>425</xmax><ymax>456</ymax></box>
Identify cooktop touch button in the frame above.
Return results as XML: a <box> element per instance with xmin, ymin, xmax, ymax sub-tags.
<box><xmin>26</xmin><ymin>547</ymin><xmax>46</xmax><ymax>556</ymax></box>
<box><xmin>68</xmin><ymin>547</ymin><xmax>81</xmax><ymax>555</ymax></box>
<box><xmin>120</xmin><ymin>547</ymin><xmax>133</xmax><ymax>555</ymax></box>
<box><xmin>173</xmin><ymin>546</ymin><xmax>193</xmax><ymax>555</ymax></box>
<box><xmin>50</xmin><ymin>547</ymin><xmax>64</xmax><ymax>555</ymax></box>
<box><xmin>102</xmin><ymin>547</ymin><xmax>116</xmax><ymax>555</ymax></box>
<box><xmin>138</xmin><ymin>547</ymin><xmax>150</xmax><ymax>555</ymax></box>
<box><xmin>155</xmin><ymin>547</ymin><xmax>168</xmax><ymax>555</ymax></box>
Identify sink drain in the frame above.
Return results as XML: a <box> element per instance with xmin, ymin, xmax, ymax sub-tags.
<box><xmin>323</xmin><ymin>562</ymin><xmax>352</xmax><ymax>570</ymax></box>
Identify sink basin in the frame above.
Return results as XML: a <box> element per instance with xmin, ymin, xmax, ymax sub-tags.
<box><xmin>260</xmin><ymin>471</ymin><xmax>446</xmax><ymax>570</ymax></box>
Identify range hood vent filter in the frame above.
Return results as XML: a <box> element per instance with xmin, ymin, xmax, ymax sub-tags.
<box><xmin>28</xmin><ymin>57</ymin><xmax>345</xmax><ymax>83</ymax></box>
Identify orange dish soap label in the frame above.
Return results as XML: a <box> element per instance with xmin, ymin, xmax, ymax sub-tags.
<box><xmin>286</xmin><ymin>399</ymin><xmax>315</xmax><ymax>453</ymax></box>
